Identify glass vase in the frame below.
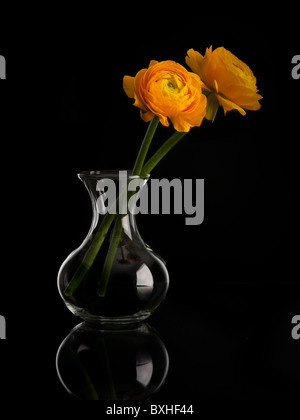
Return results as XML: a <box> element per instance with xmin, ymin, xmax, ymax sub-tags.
<box><xmin>57</xmin><ymin>170</ymin><xmax>169</xmax><ymax>326</ymax></box>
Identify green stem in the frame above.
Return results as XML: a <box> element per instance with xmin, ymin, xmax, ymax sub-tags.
<box><xmin>62</xmin><ymin>343</ymin><xmax>99</xmax><ymax>400</ymax></box>
<box><xmin>64</xmin><ymin>212</ymin><xmax>116</xmax><ymax>296</ymax></box>
<box><xmin>63</xmin><ymin>119</ymin><xmax>186</xmax><ymax>299</ymax></box>
<box><xmin>132</xmin><ymin>116</ymin><xmax>159</xmax><ymax>175</ymax></box>
<box><xmin>97</xmin><ymin>216</ymin><xmax>123</xmax><ymax>297</ymax></box>
<box><xmin>141</xmin><ymin>130</ymin><xmax>187</xmax><ymax>175</ymax></box>
<box><xmin>64</xmin><ymin>118</ymin><xmax>160</xmax><ymax>298</ymax></box>
<box><xmin>96</xmin><ymin>117</ymin><xmax>160</xmax><ymax>297</ymax></box>
<box><xmin>98</xmin><ymin>337</ymin><xmax>117</xmax><ymax>399</ymax></box>
<box><xmin>96</xmin><ymin>129</ymin><xmax>187</xmax><ymax>298</ymax></box>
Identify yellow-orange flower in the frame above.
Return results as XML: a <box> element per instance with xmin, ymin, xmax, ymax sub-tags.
<box><xmin>185</xmin><ymin>46</ymin><xmax>262</xmax><ymax>121</ymax></box>
<box><xmin>123</xmin><ymin>60</ymin><xmax>207</xmax><ymax>132</ymax></box>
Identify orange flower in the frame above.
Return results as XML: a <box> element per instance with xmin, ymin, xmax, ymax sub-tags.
<box><xmin>186</xmin><ymin>46</ymin><xmax>262</xmax><ymax>121</ymax></box>
<box><xmin>123</xmin><ymin>60</ymin><xmax>207</xmax><ymax>132</ymax></box>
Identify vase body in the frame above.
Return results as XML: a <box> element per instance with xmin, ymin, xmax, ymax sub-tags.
<box><xmin>57</xmin><ymin>170</ymin><xmax>169</xmax><ymax>325</ymax></box>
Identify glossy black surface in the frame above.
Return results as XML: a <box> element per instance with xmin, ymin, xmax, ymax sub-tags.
<box><xmin>56</xmin><ymin>322</ymin><xmax>169</xmax><ymax>400</ymax></box>
<box><xmin>1</xmin><ymin>282</ymin><xmax>300</xmax><ymax>404</ymax></box>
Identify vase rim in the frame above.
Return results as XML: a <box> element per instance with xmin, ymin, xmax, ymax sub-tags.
<box><xmin>78</xmin><ymin>170</ymin><xmax>150</xmax><ymax>181</ymax></box>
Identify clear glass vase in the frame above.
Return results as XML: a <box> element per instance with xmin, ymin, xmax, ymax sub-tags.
<box><xmin>57</xmin><ymin>170</ymin><xmax>169</xmax><ymax>326</ymax></box>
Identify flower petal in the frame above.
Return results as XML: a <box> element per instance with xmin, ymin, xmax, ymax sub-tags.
<box><xmin>134</xmin><ymin>68</ymin><xmax>148</xmax><ymax>111</ymax></box>
<box><xmin>171</xmin><ymin>91</ymin><xmax>207</xmax><ymax>132</ymax></box>
<box><xmin>185</xmin><ymin>49</ymin><xmax>204</xmax><ymax>78</ymax></box>
<box><xmin>171</xmin><ymin>117</ymin><xmax>191</xmax><ymax>132</ymax></box>
<box><xmin>216</xmin><ymin>94</ymin><xmax>246</xmax><ymax>116</ymax></box>
<box><xmin>149</xmin><ymin>60</ymin><xmax>159</xmax><ymax>67</ymax></box>
<box><xmin>140</xmin><ymin>109</ymin><xmax>155</xmax><ymax>122</ymax></box>
<box><xmin>189</xmin><ymin>71</ymin><xmax>208</xmax><ymax>92</ymax></box>
<box><xmin>123</xmin><ymin>76</ymin><xmax>135</xmax><ymax>98</ymax></box>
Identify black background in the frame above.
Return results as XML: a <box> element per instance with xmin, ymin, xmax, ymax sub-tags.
<box><xmin>0</xmin><ymin>10</ymin><xmax>300</xmax><ymax>409</ymax></box>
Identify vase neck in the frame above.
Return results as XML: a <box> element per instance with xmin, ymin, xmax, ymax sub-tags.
<box><xmin>79</xmin><ymin>170</ymin><xmax>148</xmax><ymax>233</ymax></box>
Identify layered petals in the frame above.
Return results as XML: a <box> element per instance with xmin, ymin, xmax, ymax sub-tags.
<box><xmin>123</xmin><ymin>60</ymin><xmax>207</xmax><ymax>132</ymax></box>
<box><xmin>186</xmin><ymin>47</ymin><xmax>262</xmax><ymax>119</ymax></box>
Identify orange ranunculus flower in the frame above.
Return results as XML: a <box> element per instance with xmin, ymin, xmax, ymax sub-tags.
<box><xmin>185</xmin><ymin>46</ymin><xmax>263</xmax><ymax>121</ymax></box>
<box><xmin>123</xmin><ymin>60</ymin><xmax>207</xmax><ymax>132</ymax></box>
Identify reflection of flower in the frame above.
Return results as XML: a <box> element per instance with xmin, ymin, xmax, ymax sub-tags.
<box><xmin>123</xmin><ymin>60</ymin><xmax>207</xmax><ymax>132</ymax></box>
<box><xmin>186</xmin><ymin>46</ymin><xmax>263</xmax><ymax>121</ymax></box>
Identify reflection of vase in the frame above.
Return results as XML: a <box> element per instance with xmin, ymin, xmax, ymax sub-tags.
<box><xmin>57</xmin><ymin>171</ymin><xmax>169</xmax><ymax>325</ymax></box>
<box><xmin>56</xmin><ymin>322</ymin><xmax>169</xmax><ymax>400</ymax></box>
